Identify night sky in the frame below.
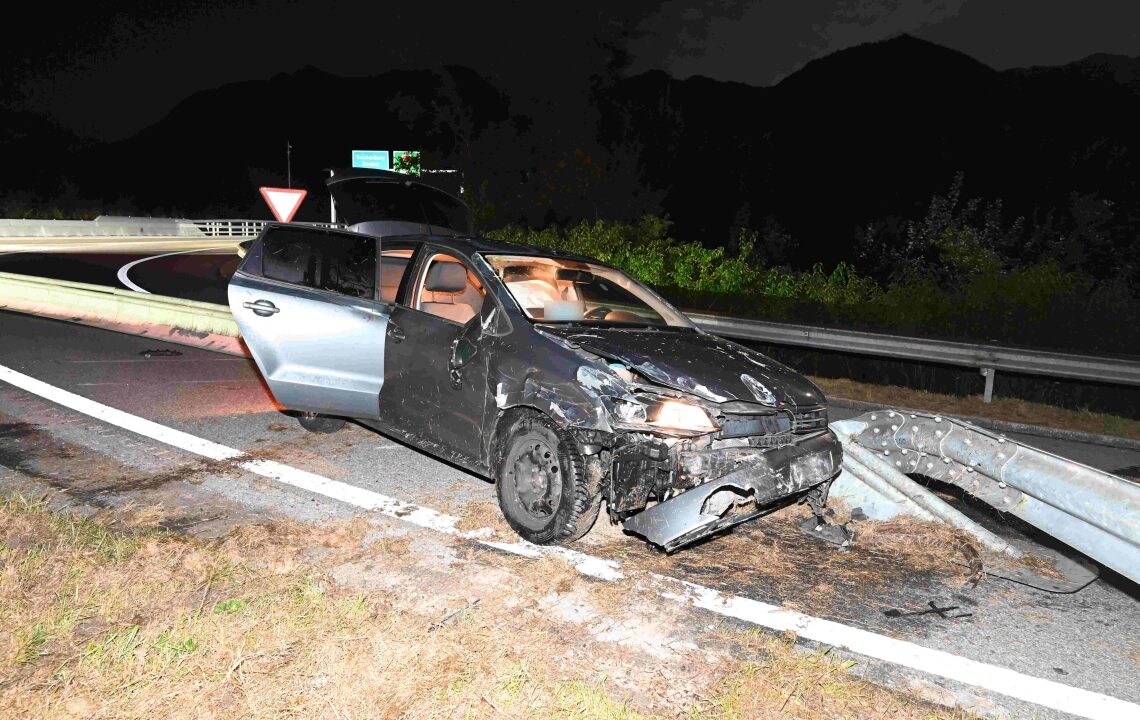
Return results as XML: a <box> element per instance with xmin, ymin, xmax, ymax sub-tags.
<box><xmin>5</xmin><ymin>0</ymin><xmax>1138</xmax><ymax>141</ymax></box>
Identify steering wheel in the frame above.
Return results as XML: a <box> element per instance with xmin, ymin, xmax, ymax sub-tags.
<box><xmin>584</xmin><ymin>306</ymin><xmax>613</xmax><ymax>320</ymax></box>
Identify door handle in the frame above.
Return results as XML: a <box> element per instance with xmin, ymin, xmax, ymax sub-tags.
<box><xmin>387</xmin><ymin>322</ymin><xmax>405</xmax><ymax>343</ymax></box>
<box><xmin>242</xmin><ymin>300</ymin><xmax>280</xmax><ymax>317</ymax></box>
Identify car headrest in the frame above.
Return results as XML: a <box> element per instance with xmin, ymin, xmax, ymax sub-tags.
<box><xmin>425</xmin><ymin>262</ymin><xmax>468</xmax><ymax>293</ymax></box>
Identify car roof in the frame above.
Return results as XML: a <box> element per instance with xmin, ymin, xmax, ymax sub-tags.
<box><xmin>381</xmin><ymin>232</ymin><xmax>607</xmax><ymax>267</ymax></box>
<box><xmin>257</xmin><ymin>222</ymin><xmax>610</xmax><ymax>269</ymax></box>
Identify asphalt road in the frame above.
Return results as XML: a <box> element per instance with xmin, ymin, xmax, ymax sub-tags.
<box><xmin>1</xmin><ymin>309</ymin><xmax>1139</xmax><ymax>719</ymax></box>
<box><xmin>0</xmin><ymin>248</ymin><xmax>236</xmax><ymax>304</ymax></box>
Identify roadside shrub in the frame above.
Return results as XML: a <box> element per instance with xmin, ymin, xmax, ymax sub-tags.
<box><xmin>487</xmin><ymin>215</ymin><xmax>1138</xmax><ymax>355</ymax></box>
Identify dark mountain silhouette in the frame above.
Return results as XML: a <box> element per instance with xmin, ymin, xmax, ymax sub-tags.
<box><xmin>4</xmin><ymin>34</ymin><xmax>1140</xmax><ymax>278</ymax></box>
<box><xmin>595</xmin><ymin>34</ymin><xmax>1140</xmax><ymax>270</ymax></box>
<box><xmin>64</xmin><ymin>65</ymin><xmax>513</xmax><ymax>219</ymax></box>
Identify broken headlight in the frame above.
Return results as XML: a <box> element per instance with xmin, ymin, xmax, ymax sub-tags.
<box><xmin>644</xmin><ymin>399</ymin><xmax>717</xmax><ymax>432</ymax></box>
<box><xmin>578</xmin><ymin>365</ymin><xmax>719</xmax><ymax>435</ymax></box>
<box><xmin>608</xmin><ymin>397</ymin><xmax>717</xmax><ymax>433</ymax></box>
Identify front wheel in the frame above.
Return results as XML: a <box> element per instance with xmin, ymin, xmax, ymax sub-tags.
<box><xmin>496</xmin><ymin>411</ymin><xmax>601</xmax><ymax>544</ymax></box>
<box><xmin>296</xmin><ymin>412</ymin><xmax>345</xmax><ymax>434</ymax></box>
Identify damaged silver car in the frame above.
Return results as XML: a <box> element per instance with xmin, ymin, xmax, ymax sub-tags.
<box><xmin>229</xmin><ymin>183</ymin><xmax>841</xmax><ymax>550</ymax></box>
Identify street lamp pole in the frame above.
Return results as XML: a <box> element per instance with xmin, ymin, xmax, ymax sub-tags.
<box><xmin>286</xmin><ymin>141</ymin><xmax>293</xmax><ymax>188</ymax></box>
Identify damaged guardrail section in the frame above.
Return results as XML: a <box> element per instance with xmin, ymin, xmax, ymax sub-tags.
<box><xmin>0</xmin><ymin>271</ymin><xmax>245</xmax><ymax>356</ymax></box>
<box><xmin>830</xmin><ymin>411</ymin><xmax>1140</xmax><ymax>590</ymax></box>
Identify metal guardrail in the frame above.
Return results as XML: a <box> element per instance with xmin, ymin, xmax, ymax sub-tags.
<box><xmin>0</xmin><ymin>217</ymin><xmax>343</xmax><ymax>240</ymax></box>
<box><xmin>190</xmin><ymin>219</ymin><xmax>268</xmax><ymax>237</ymax></box>
<box><xmin>0</xmin><ymin>216</ymin><xmax>198</xmax><ymax>238</ymax></box>
<box><xmin>188</xmin><ymin>219</ymin><xmax>342</xmax><ymax>237</ymax></box>
<box><xmin>831</xmin><ymin>411</ymin><xmax>1139</xmax><ymax>591</ymax></box>
<box><xmin>688</xmin><ymin>313</ymin><xmax>1140</xmax><ymax>402</ymax></box>
<box><xmin>0</xmin><ymin>271</ymin><xmax>244</xmax><ymax>356</ymax></box>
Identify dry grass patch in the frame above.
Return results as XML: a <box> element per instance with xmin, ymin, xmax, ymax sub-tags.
<box><xmin>588</xmin><ymin>504</ymin><xmax>975</xmax><ymax>615</ymax></box>
<box><xmin>700</xmin><ymin>627</ymin><xmax>973</xmax><ymax>720</ymax></box>
<box><xmin>1</xmin><ymin>493</ymin><xmax>969</xmax><ymax>720</ymax></box>
<box><xmin>855</xmin><ymin>517</ymin><xmax>980</xmax><ymax>577</ymax></box>
<box><xmin>812</xmin><ymin>375</ymin><xmax>1140</xmax><ymax>441</ymax></box>
<box><xmin>0</xmin><ymin>494</ymin><xmax>652</xmax><ymax>719</ymax></box>
<box><xmin>456</xmin><ymin>499</ymin><xmax>516</xmax><ymax>539</ymax></box>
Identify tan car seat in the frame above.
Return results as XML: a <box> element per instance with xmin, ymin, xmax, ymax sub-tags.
<box><xmin>420</xmin><ymin>261</ymin><xmax>482</xmax><ymax>324</ymax></box>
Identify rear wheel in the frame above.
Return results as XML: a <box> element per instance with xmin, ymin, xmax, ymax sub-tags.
<box><xmin>296</xmin><ymin>412</ymin><xmax>345</xmax><ymax>434</ymax></box>
<box><xmin>496</xmin><ymin>411</ymin><xmax>601</xmax><ymax>544</ymax></box>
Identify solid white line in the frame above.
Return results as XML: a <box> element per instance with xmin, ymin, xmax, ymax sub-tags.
<box><xmin>116</xmin><ymin>246</ymin><xmax>232</xmax><ymax>294</ymax></box>
<box><xmin>0</xmin><ymin>362</ymin><xmax>1135</xmax><ymax>720</ymax></box>
<box><xmin>63</xmin><ymin>358</ymin><xmax>242</xmax><ymax>364</ymax></box>
<box><xmin>76</xmin><ymin>380</ymin><xmax>241</xmax><ymax>386</ymax></box>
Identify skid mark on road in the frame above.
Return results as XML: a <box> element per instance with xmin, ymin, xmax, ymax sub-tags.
<box><xmin>0</xmin><ymin>362</ymin><xmax>1136</xmax><ymax>720</ymax></box>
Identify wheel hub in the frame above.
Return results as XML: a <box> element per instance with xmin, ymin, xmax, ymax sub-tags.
<box><xmin>510</xmin><ymin>440</ymin><xmax>560</xmax><ymax>519</ymax></box>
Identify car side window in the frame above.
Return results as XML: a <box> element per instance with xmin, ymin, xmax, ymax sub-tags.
<box><xmin>320</xmin><ymin>233</ymin><xmax>376</xmax><ymax>299</ymax></box>
<box><xmin>259</xmin><ymin>226</ymin><xmax>378</xmax><ymax>300</ymax></box>
<box><xmin>413</xmin><ymin>252</ymin><xmax>485</xmax><ymax>325</ymax></box>
<box><xmin>263</xmin><ymin>228</ymin><xmax>318</xmax><ymax>287</ymax></box>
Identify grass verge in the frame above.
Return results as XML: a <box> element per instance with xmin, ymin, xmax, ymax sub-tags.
<box><xmin>1</xmin><ymin>494</ymin><xmax>970</xmax><ymax>719</ymax></box>
<box><xmin>813</xmin><ymin>375</ymin><xmax>1140</xmax><ymax>442</ymax></box>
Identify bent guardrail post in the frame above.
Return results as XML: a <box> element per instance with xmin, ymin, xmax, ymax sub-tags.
<box><xmin>830</xmin><ymin>418</ymin><xmax>1018</xmax><ymax>556</ymax></box>
<box><xmin>838</xmin><ymin>410</ymin><xmax>1140</xmax><ymax>587</ymax></box>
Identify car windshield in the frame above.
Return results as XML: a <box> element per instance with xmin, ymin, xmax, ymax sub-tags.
<box><xmin>482</xmin><ymin>254</ymin><xmax>693</xmax><ymax>328</ymax></box>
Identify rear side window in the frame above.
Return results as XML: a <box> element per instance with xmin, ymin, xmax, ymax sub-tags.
<box><xmin>259</xmin><ymin>226</ymin><xmax>377</xmax><ymax>300</ymax></box>
<box><xmin>321</xmin><ymin>233</ymin><xmax>376</xmax><ymax>299</ymax></box>
<box><xmin>263</xmin><ymin>230</ymin><xmax>318</xmax><ymax>287</ymax></box>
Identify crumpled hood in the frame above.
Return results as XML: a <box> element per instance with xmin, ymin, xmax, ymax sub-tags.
<box><xmin>542</xmin><ymin>326</ymin><xmax>825</xmax><ymax>408</ymax></box>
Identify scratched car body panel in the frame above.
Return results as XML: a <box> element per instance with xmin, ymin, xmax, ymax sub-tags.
<box><xmin>228</xmin><ymin>179</ymin><xmax>841</xmax><ymax>551</ymax></box>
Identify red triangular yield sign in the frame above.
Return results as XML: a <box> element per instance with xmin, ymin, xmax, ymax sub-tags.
<box><xmin>259</xmin><ymin>187</ymin><xmax>308</xmax><ymax>223</ymax></box>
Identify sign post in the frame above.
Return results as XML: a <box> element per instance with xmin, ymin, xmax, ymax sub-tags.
<box><xmin>259</xmin><ymin>187</ymin><xmax>307</xmax><ymax>223</ymax></box>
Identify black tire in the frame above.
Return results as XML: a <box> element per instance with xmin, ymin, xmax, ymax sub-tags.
<box><xmin>496</xmin><ymin>411</ymin><xmax>602</xmax><ymax>545</ymax></box>
<box><xmin>296</xmin><ymin>412</ymin><xmax>345</xmax><ymax>434</ymax></box>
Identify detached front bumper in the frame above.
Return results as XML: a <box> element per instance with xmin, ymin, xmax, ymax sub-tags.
<box><xmin>622</xmin><ymin>430</ymin><xmax>842</xmax><ymax>551</ymax></box>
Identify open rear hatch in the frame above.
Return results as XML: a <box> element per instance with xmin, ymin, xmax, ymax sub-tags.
<box><xmin>326</xmin><ymin>168</ymin><xmax>472</xmax><ymax>237</ymax></box>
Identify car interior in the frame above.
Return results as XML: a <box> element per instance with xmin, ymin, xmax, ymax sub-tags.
<box><xmin>379</xmin><ymin>249</ymin><xmax>414</xmax><ymax>303</ymax></box>
<box><xmin>499</xmin><ymin>263</ymin><xmax>645</xmax><ymax>323</ymax></box>
<box><xmin>415</xmin><ymin>253</ymin><xmax>485</xmax><ymax>324</ymax></box>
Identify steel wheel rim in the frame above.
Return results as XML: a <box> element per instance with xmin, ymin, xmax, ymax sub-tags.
<box><xmin>503</xmin><ymin>434</ymin><xmax>563</xmax><ymax>531</ymax></box>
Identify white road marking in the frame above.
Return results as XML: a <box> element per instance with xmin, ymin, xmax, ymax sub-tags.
<box><xmin>77</xmin><ymin>380</ymin><xmax>244</xmax><ymax>386</ymax></box>
<box><xmin>116</xmin><ymin>246</ymin><xmax>232</xmax><ymax>294</ymax></box>
<box><xmin>63</xmin><ymin>358</ymin><xmax>242</xmax><ymax>363</ymax></box>
<box><xmin>0</xmin><ymin>361</ymin><xmax>1136</xmax><ymax>720</ymax></box>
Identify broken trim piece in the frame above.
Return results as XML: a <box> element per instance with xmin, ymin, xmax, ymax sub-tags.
<box><xmin>622</xmin><ymin>430</ymin><xmax>841</xmax><ymax>551</ymax></box>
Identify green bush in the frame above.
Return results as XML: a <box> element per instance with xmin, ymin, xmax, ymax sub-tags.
<box><xmin>486</xmin><ymin>216</ymin><xmax>1138</xmax><ymax>355</ymax></box>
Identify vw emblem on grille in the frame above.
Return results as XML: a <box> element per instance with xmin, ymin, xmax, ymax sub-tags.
<box><xmin>741</xmin><ymin>373</ymin><xmax>777</xmax><ymax>406</ymax></box>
